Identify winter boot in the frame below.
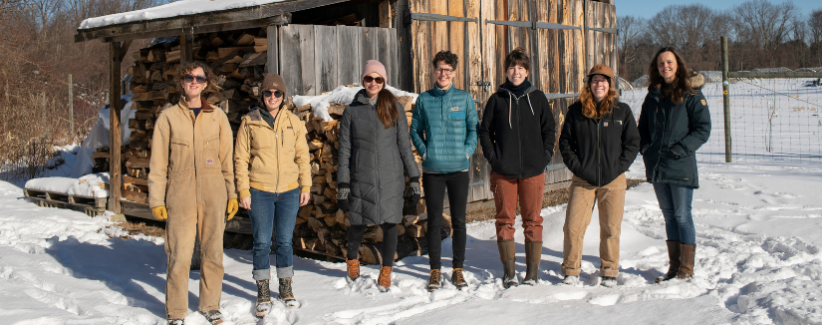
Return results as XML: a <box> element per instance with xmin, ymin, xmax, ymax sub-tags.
<box><xmin>279</xmin><ymin>278</ymin><xmax>300</xmax><ymax>308</ymax></box>
<box><xmin>497</xmin><ymin>239</ymin><xmax>518</xmax><ymax>289</ymax></box>
<box><xmin>655</xmin><ymin>241</ymin><xmax>681</xmax><ymax>283</ymax></box>
<box><xmin>427</xmin><ymin>269</ymin><xmax>442</xmax><ymax>291</ymax></box>
<box><xmin>677</xmin><ymin>244</ymin><xmax>696</xmax><ymax>279</ymax></box>
<box><xmin>451</xmin><ymin>268</ymin><xmax>468</xmax><ymax>290</ymax></box>
<box><xmin>522</xmin><ymin>241</ymin><xmax>542</xmax><ymax>285</ymax></box>
<box><xmin>255</xmin><ymin>279</ymin><xmax>272</xmax><ymax>317</ymax></box>
<box><xmin>200</xmin><ymin>310</ymin><xmax>223</xmax><ymax>325</ymax></box>
<box><xmin>346</xmin><ymin>257</ymin><xmax>360</xmax><ymax>283</ymax></box>
<box><xmin>377</xmin><ymin>266</ymin><xmax>392</xmax><ymax>292</ymax></box>
<box><xmin>167</xmin><ymin>319</ymin><xmax>184</xmax><ymax>325</ymax></box>
<box><xmin>562</xmin><ymin>275</ymin><xmax>580</xmax><ymax>286</ymax></box>
<box><xmin>600</xmin><ymin>276</ymin><xmax>617</xmax><ymax>288</ymax></box>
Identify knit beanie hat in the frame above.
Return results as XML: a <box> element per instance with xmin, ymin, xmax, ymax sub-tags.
<box><xmin>261</xmin><ymin>73</ymin><xmax>287</xmax><ymax>101</ymax></box>
<box><xmin>361</xmin><ymin>60</ymin><xmax>388</xmax><ymax>85</ymax></box>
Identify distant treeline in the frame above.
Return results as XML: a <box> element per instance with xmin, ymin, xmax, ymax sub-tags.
<box><xmin>618</xmin><ymin>0</ymin><xmax>822</xmax><ymax>83</ymax></box>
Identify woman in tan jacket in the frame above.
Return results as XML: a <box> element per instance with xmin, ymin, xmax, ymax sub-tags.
<box><xmin>148</xmin><ymin>62</ymin><xmax>238</xmax><ymax>325</ymax></box>
<box><xmin>234</xmin><ymin>73</ymin><xmax>311</xmax><ymax>314</ymax></box>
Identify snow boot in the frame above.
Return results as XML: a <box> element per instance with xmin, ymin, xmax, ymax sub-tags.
<box><xmin>677</xmin><ymin>244</ymin><xmax>696</xmax><ymax>279</ymax></box>
<box><xmin>167</xmin><ymin>319</ymin><xmax>184</xmax><ymax>325</ymax></box>
<box><xmin>562</xmin><ymin>275</ymin><xmax>580</xmax><ymax>286</ymax></box>
<box><xmin>601</xmin><ymin>276</ymin><xmax>617</xmax><ymax>288</ymax></box>
<box><xmin>377</xmin><ymin>266</ymin><xmax>392</xmax><ymax>292</ymax></box>
<box><xmin>346</xmin><ymin>257</ymin><xmax>360</xmax><ymax>283</ymax></box>
<box><xmin>255</xmin><ymin>279</ymin><xmax>272</xmax><ymax>317</ymax></box>
<box><xmin>451</xmin><ymin>268</ymin><xmax>468</xmax><ymax>290</ymax></box>
<box><xmin>655</xmin><ymin>240</ymin><xmax>681</xmax><ymax>283</ymax></box>
<box><xmin>497</xmin><ymin>239</ymin><xmax>518</xmax><ymax>289</ymax></box>
<box><xmin>427</xmin><ymin>269</ymin><xmax>442</xmax><ymax>291</ymax></box>
<box><xmin>279</xmin><ymin>278</ymin><xmax>300</xmax><ymax>308</ymax></box>
<box><xmin>200</xmin><ymin>310</ymin><xmax>223</xmax><ymax>325</ymax></box>
<box><xmin>522</xmin><ymin>241</ymin><xmax>542</xmax><ymax>285</ymax></box>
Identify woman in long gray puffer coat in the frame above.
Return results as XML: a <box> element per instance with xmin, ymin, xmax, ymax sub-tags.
<box><xmin>337</xmin><ymin>60</ymin><xmax>421</xmax><ymax>292</ymax></box>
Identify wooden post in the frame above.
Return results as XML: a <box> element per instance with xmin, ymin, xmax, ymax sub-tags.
<box><xmin>266</xmin><ymin>25</ymin><xmax>279</xmax><ymax>74</ymax></box>
<box><xmin>721</xmin><ymin>36</ymin><xmax>732</xmax><ymax>163</ymax></box>
<box><xmin>68</xmin><ymin>74</ymin><xmax>74</xmax><ymax>135</ymax></box>
<box><xmin>379</xmin><ymin>0</ymin><xmax>392</xmax><ymax>28</ymax></box>
<box><xmin>180</xmin><ymin>34</ymin><xmax>193</xmax><ymax>65</ymax></box>
<box><xmin>109</xmin><ymin>42</ymin><xmax>122</xmax><ymax>213</ymax></box>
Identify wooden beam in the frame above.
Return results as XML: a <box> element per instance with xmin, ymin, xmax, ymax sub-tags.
<box><xmin>104</xmin><ymin>16</ymin><xmax>289</xmax><ymax>43</ymax></box>
<box><xmin>76</xmin><ymin>0</ymin><xmax>350</xmax><ymax>42</ymax></box>
<box><xmin>109</xmin><ymin>41</ymin><xmax>123</xmax><ymax>214</ymax></box>
<box><xmin>266</xmin><ymin>25</ymin><xmax>278</xmax><ymax>74</ymax></box>
<box><xmin>379</xmin><ymin>0</ymin><xmax>392</xmax><ymax>28</ymax></box>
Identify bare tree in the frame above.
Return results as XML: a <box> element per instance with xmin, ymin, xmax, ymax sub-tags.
<box><xmin>733</xmin><ymin>0</ymin><xmax>799</xmax><ymax>50</ymax></box>
<box><xmin>618</xmin><ymin>15</ymin><xmax>646</xmax><ymax>79</ymax></box>
<box><xmin>647</xmin><ymin>4</ymin><xmax>714</xmax><ymax>52</ymax></box>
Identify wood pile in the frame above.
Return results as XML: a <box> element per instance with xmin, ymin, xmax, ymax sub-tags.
<box><xmin>96</xmin><ymin>28</ymin><xmax>430</xmax><ymax>264</ymax></box>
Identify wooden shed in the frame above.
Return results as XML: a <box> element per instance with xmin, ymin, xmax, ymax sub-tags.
<box><xmin>74</xmin><ymin>0</ymin><xmax>618</xmax><ymax>219</ymax></box>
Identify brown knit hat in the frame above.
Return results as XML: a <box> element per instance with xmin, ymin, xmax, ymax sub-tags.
<box><xmin>261</xmin><ymin>73</ymin><xmax>287</xmax><ymax>100</ymax></box>
<box><xmin>588</xmin><ymin>64</ymin><xmax>614</xmax><ymax>81</ymax></box>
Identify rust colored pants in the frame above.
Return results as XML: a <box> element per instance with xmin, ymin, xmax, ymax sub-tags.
<box><xmin>490</xmin><ymin>172</ymin><xmax>545</xmax><ymax>242</ymax></box>
<box><xmin>561</xmin><ymin>174</ymin><xmax>626</xmax><ymax>277</ymax></box>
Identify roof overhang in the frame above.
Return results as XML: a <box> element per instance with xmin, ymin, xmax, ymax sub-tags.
<box><xmin>75</xmin><ymin>0</ymin><xmax>349</xmax><ymax>43</ymax></box>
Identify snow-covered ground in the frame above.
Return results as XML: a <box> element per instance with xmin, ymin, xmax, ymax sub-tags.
<box><xmin>2</xmin><ymin>80</ymin><xmax>821</xmax><ymax>324</ymax></box>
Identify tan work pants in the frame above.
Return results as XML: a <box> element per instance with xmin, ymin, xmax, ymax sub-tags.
<box><xmin>561</xmin><ymin>174</ymin><xmax>626</xmax><ymax>277</ymax></box>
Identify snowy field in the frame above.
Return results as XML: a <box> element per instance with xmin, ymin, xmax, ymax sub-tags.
<box><xmin>1</xmin><ymin>80</ymin><xmax>821</xmax><ymax>324</ymax></box>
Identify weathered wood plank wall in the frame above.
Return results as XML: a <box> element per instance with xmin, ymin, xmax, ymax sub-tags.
<box><xmin>406</xmin><ymin>0</ymin><xmax>618</xmax><ymax>201</ymax></box>
<box><xmin>278</xmin><ymin>24</ymin><xmax>399</xmax><ymax>96</ymax></box>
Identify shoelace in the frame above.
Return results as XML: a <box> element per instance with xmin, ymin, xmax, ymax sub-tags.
<box><xmin>429</xmin><ymin>270</ymin><xmax>441</xmax><ymax>285</ymax></box>
<box><xmin>257</xmin><ymin>280</ymin><xmax>270</xmax><ymax>302</ymax></box>
<box><xmin>279</xmin><ymin>278</ymin><xmax>294</xmax><ymax>299</ymax></box>
<box><xmin>452</xmin><ymin>269</ymin><xmax>465</xmax><ymax>284</ymax></box>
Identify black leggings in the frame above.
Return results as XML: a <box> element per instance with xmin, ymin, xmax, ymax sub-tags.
<box><xmin>423</xmin><ymin>171</ymin><xmax>469</xmax><ymax>270</ymax></box>
<box><xmin>347</xmin><ymin>223</ymin><xmax>398</xmax><ymax>267</ymax></box>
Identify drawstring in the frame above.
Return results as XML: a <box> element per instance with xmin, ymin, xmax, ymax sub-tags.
<box><xmin>507</xmin><ymin>92</ymin><xmax>513</xmax><ymax>129</ymax></box>
<box><xmin>526</xmin><ymin>93</ymin><xmax>534</xmax><ymax>115</ymax></box>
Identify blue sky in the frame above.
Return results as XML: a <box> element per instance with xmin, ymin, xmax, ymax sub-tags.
<box><xmin>616</xmin><ymin>0</ymin><xmax>822</xmax><ymax>19</ymax></box>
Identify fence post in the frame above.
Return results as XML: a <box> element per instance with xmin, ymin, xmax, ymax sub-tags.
<box><xmin>721</xmin><ymin>36</ymin><xmax>732</xmax><ymax>163</ymax></box>
<box><xmin>68</xmin><ymin>74</ymin><xmax>74</xmax><ymax>136</ymax></box>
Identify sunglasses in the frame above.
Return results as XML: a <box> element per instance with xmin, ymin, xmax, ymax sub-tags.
<box><xmin>183</xmin><ymin>74</ymin><xmax>207</xmax><ymax>84</ymax></box>
<box><xmin>263</xmin><ymin>90</ymin><xmax>283</xmax><ymax>98</ymax></box>
<box><xmin>363</xmin><ymin>76</ymin><xmax>384</xmax><ymax>84</ymax></box>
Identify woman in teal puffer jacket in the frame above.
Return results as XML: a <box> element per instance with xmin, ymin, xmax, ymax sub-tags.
<box><xmin>410</xmin><ymin>50</ymin><xmax>479</xmax><ymax>291</ymax></box>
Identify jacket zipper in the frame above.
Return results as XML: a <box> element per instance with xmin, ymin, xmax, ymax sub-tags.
<box><xmin>515</xmin><ymin>94</ymin><xmax>523</xmax><ymax>178</ymax></box>
<box><xmin>652</xmin><ymin>97</ymin><xmax>664</xmax><ymax>183</ymax></box>
<box><xmin>596</xmin><ymin>117</ymin><xmax>601</xmax><ymax>186</ymax></box>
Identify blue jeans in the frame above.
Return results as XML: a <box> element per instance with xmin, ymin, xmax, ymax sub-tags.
<box><xmin>652</xmin><ymin>183</ymin><xmax>696</xmax><ymax>245</ymax></box>
<box><xmin>249</xmin><ymin>188</ymin><xmax>300</xmax><ymax>280</ymax></box>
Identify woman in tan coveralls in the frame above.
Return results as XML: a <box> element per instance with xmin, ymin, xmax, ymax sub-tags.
<box><xmin>148</xmin><ymin>62</ymin><xmax>238</xmax><ymax>325</ymax></box>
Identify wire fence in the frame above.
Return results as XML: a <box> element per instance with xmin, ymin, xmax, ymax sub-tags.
<box><xmin>620</xmin><ymin>76</ymin><xmax>822</xmax><ymax>166</ymax></box>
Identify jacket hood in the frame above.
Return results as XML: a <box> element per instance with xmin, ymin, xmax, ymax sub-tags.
<box><xmin>649</xmin><ymin>70</ymin><xmax>706</xmax><ymax>91</ymax></box>
<box><xmin>497</xmin><ymin>83</ymin><xmax>538</xmax><ymax>97</ymax></box>
<box><xmin>353</xmin><ymin>88</ymin><xmax>373</xmax><ymax>106</ymax></box>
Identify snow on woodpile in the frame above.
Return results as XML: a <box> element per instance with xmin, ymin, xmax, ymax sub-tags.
<box><xmin>292</xmin><ymin>84</ymin><xmax>418</xmax><ymax>122</ymax></box>
<box><xmin>25</xmin><ymin>173</ymin><xmax>110</xmax><ymax>198</ymax></box>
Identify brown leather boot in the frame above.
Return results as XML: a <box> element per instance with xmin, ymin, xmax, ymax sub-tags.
<box><xmin>497</xmin><ymin>239</ymin><xmax>518</xmax><ymax>288</ymax></box>
<box><xmin>677</xmin><ymin>244</ymin><xmax>696</xmax><ymax>279</ymax></box>
<box><xmin>655</xmin><ymin>241</ymin><xmax>681</xmax><ymax>283</ymax></box>
<box><xmin>427</xmin><ymin>269</ymin><xmax>442</xmax><ymax>291</ymax></box>
<box><xmin>346</xmin><ymin>257</ymin><xmax>359</xmax><ymax>283</ymax></box>
<box><xmin>377</xmin><ymin>266</ymin><xmax>392</xmax><ymax>292</ymax></box>
<box><xmin>451</xmin><ymin>268</ymin><xmax>467</xmax><ymax>289</ymax></box>
<box><xmin>522</xmin><ymin>241</ymin><xmax>542</xmax><ymax>285</ymax></box>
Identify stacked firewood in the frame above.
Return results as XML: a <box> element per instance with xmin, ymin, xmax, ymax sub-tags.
<box><xmin>107</xmin><ymin>29</ymin><xmax>429</xmax><ymax>263</ymax></box>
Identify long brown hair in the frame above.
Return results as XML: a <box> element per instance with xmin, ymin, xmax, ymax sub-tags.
<box><xmin>648</xmin><ymin>47</ymin><xmax>692</xmax><ymax>104</ymax></box>
<box><xmin>579</xmin><ymin>77</ymin><xmax>619</xmax><ymax>119</ymax></box>
<box><xmin>376</xmin><ymin>88</ymin><xmax>398</xmax><ymax>129</ymax></box>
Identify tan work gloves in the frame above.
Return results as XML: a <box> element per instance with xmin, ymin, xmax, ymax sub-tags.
<box><xmin>151</xmin><ymin>199</ymin><xmax>239</xmax><ymax>221</ymax></box>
